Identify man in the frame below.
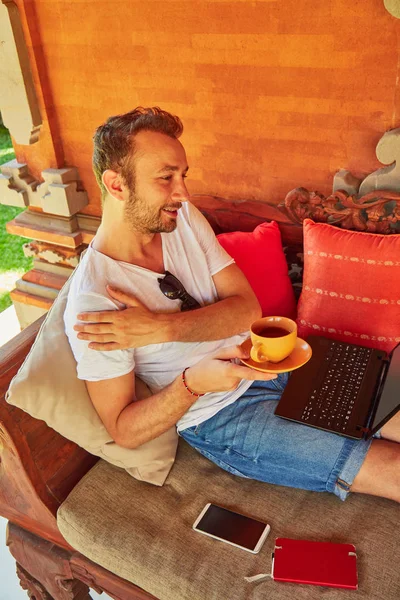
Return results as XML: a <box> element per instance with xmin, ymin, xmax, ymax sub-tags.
<box><xmin>65</xmin><ymin>107</ymin><xmax>400</xmax><ymax>503</ymax></box>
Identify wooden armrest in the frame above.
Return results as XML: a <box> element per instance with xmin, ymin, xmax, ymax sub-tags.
<box><xmin>0</xmin><ymin>314</ymin><xmax>45</xmax><ymax>371</ymax></box>
<box><xmin>0</xmin><ymin>316</ymin><xmax>98</xmax><ymax>548</ymax></box>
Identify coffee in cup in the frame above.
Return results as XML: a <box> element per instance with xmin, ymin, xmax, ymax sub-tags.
<box><xmin>250</xmin><ymin>316</ymin><xmax>297</xmax><ymax>363</ymax></box>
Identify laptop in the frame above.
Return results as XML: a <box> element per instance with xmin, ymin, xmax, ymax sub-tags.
<box><xmin>274</xmin><ymin>335</ymin><xmax>400</xmax><ymax>439</ymax></box>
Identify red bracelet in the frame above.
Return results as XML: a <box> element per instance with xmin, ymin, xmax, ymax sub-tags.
<box><xmin>181</xmin><ymin>368</ymin><xmax>205</xmax><ymax>398</ymax></box>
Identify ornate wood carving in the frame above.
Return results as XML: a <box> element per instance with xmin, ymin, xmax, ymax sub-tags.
<box><xmin>6</xmin><ymin>523</ymin><xmax>157</xmax><ymax>600</ymax></box>
<box><xmin>71</xmin><ymin>555</ymin><xmax>159</xmax><ymax>600</ymax></box>
<box><xmin>16</xmin><ymin>564</ymin><xmax>52</xmax><ymax>600</ymax></box>
<box><xmin>0</xmin><ymin>1</ymin><xmax>42</xmax><ymax>144</ymax></box>
<box><xmin>280</xmin><ymin>187</ymin><xmax>400</xmax><ymax>234</ymax></box>
<box><xmin>7</xmin><ymin>523</ymin><xmax>92</xmax><ymax>600</ymax></box>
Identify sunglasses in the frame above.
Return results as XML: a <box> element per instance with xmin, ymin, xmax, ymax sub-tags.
<box><xmin>158</xmin><ymin>271</ymin><xmax>201</xmax><ymax>312</ymax></box>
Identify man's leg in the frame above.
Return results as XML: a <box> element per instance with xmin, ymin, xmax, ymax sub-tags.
<box><xmin>180</xmin><ymin>378</ymin><xmax>400</xmax><ymax>502</ymax></box>
<box><xmin>351</xmin><ymin>440</ymin><xmax>400</xmax><ymax>502</ymax></box>
<box><xmin>350</xmin><ymin>409</ymin><xmax>400</xmax><ymax>501</ymax></box>
<box><xmin>380</xmin><ymin>410</ymin><xmax>400</xmax><ymax>443</ymax></box>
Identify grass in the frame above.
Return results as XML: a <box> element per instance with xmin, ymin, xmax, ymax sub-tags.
<box><xmin>0</xmin><ymin>127</ymin><xmax>15</xmax><ymax>164</ymax></box>
<box><xmin>0</xmin><ymin>125</ymin><xmax>33</xmax><ymax>312</ymax></box>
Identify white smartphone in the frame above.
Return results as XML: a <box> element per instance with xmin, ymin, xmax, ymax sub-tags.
<box><xmin>192</xmin><ymin>503</ymin><xmax>271</xmax><ymax>554</ymax></box>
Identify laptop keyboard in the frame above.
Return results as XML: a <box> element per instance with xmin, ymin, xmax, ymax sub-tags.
<box><xmin>300</xmin><ymin>341</ymin><xmax>372</xmax><ymax>432</ymax></box>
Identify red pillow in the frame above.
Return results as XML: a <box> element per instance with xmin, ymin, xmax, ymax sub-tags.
<box><xmin>217</xmin><ymin>221</ymin><xmax>296</xmax><ymax>319</ymax></box>
<box><xmin>297</xmin><ymin>219</ymin><xmax>400</xmax><ymax>352</ymax></box>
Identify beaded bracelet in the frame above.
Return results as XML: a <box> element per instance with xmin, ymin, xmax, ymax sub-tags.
<box><xmin>181</xmin><ymin>368</ymin><xmax>205</xmax><ymax>398</ymax></box>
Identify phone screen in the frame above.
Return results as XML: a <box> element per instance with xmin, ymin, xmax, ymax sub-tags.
<box><xmin>194</xmin><ymin>504</ymin><xmax>268</xmax><ymax>551</ymax></box>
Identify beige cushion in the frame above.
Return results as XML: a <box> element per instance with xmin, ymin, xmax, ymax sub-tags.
<box><xmin>58</xmin><ymin>440</ymin><xmax>400</xmax><ymax>600</ymax></box>
<box><xmin>6</xmin><ymin>273</ymin><xmax>178</xmax><ymax>485</ymax></box>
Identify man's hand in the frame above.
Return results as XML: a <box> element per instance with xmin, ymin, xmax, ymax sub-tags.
<box><xmin>75</xmin><ymin>262</ymin><xmax>260</xmax><ymax>350</ymax></box>
<box><xmin>85</xmin><ymin>343</ymin><xmax>277</xmax><ymax>449</ymax></box>
<box><xmin>74</xmin><ymin>285</ymin><xmax>169</xmax><ymax>350</ymax></box>
<box><xmin>184</xmin><ymin>345</ymin><xmax>277</xmax><ymax>395</ymax></box>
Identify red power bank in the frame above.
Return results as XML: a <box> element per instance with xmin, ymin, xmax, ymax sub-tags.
<box><xmin>272</xmin><ymin>538</ymin><xmax>358</xmax><ymax>590</ymax></box>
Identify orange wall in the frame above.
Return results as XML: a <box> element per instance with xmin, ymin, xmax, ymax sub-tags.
<box><xmin>14</xmin><ymin>0</ymin><xmax>400</xmax><ymax>217</ymax></box>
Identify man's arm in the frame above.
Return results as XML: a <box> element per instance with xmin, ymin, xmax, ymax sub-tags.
<box><xmin>87</xmin><ymin>345</ymin><xmax>276</xmax><ymax>449</ymax></box>
<box><xmin>86</xmin><ymin>372</ymin><xmax>196</xmax><ymax>448</ymax></box>
<box><xmin>74</xmin><ymin>263</ymin><xmax>261</xmax><ymax>351</ymax></box>
<box><xmin>164</xmin><ymin>262</ymin><xmax>261</xmax><ymax>342</ymax></box>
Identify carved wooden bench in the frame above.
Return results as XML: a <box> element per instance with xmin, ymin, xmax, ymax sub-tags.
<box><xmin>0</xmin><ymin>192</ymin><xmax>399</xmax><ymax>600</ymax></box>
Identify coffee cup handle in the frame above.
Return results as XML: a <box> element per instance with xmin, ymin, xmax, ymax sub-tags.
<box><xmin>250</xmin><ymin>342</ymin><xmax>268</xmax><ymax>363</ymax></box>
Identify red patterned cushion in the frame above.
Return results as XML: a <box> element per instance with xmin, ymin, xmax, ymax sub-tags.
<box><xmin>297</xmin><ymin>219</ymin><xmax>400</xmax><ymax>352</ymax></box>
<box><xmin>217</xmin><ymin>221</ymin><xmax>296</xmax><ymax>319</ymax></box>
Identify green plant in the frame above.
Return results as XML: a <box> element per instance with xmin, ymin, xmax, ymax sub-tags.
<box><xmin>0</xmin><ymin>124</ymin><xmax>15</xmax><ymax>164</ymax></box>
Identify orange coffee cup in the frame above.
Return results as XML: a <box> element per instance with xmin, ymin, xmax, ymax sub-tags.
<box><xmin>250</xmin><ymin>316</ymin><xmax>297</xmax><ymax>363</ymax></box>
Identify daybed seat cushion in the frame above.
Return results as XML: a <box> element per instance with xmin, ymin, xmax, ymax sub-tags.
<box><xmin>57</xmin><ymin>440</ymin><xmax>400</xmax><ymax>600</ymax></box>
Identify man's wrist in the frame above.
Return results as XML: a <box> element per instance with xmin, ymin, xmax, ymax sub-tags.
<box><xmin>153</xmin><ymin>312</ymin><xmax>174</xmax><ymax>343</ymax></box>
<box><xmin>181</xmin><ymin>368</ymin><xmax>205</xmax><ymax>398</ymax></box>
<box><xmin>183</xmin><ymin>366</ymin><xmax>206</xmax><ymax>396</ymax></box>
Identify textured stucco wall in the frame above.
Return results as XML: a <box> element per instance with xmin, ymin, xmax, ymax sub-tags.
<box><xmin>11</xmin><ymin>0</ymin><xmax>400</xmax><ymax>216</ymax></box>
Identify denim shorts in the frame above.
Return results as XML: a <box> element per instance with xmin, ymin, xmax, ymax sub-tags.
<box><xmin>179</xmin><ymin>374</ymin><xmax>374</xmax><ymax>501</ymax></box>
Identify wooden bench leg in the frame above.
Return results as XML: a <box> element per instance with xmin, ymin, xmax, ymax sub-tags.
<box><xmin>6</xmin><ymin>522</ymin><xmax>91</xmax><ymax>600</ymax></box>
<box><xmin>16</xmin><ymin>563</ymin><xmax>53</xmax><ymax>599</ymax></box>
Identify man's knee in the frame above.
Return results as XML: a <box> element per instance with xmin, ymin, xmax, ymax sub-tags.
<box><xmin>380</xmin><ymin>410</ymin><xmax>400</xmax><ymax>443</ymax></box>
<box><xmin>351</xmin><ymin>440</ymin><xmax>400</xmax><ymax>502</ymax></box>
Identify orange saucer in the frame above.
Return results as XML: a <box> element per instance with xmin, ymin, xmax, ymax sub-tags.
<box><xmin>240</xmin><ymin>337</ymin><xmax>312</xmax><ymax>374</ymax></box>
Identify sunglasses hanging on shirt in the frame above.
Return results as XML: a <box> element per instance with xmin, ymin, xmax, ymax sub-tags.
<box><xmin>158</xmin><ymin>271</ymin><xmax>201</xmax><ymax>312</ymax></box>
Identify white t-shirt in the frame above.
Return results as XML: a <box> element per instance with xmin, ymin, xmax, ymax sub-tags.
<box><xmin>64</xmin><ymin>202</ymin><xmax>252</xmax><ymax>432</ymax></box>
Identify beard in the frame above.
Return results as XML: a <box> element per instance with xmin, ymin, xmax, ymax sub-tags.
<box><xmin>124</xmin><ymin>188</ymin><xmax>180</xmax><ymax>234</ymax></box>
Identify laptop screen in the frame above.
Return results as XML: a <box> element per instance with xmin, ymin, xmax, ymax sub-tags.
<box><xmin>371</xmin><ymin>344</ymin><xmax>400</xmax><ymax>432</ymax></box>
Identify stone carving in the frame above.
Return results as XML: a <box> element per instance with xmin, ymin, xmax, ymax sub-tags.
<box><xmin>0</xmin><ymin>161</ymin><xmax>88</xmax><ymax>216</ymax></box>
<box><xmin>0</xmin><ymin>1</ymin><xmax>42</xmax><ymax>144</ymax></box>
<box><xmin>0</xmin><ymin>160</ymin><xmax>37</xmax><ymax>207</ymax></box>
<box><xmin>23</xmin><ymin>241</ymin><xmax>82</xmax><ymax>267</ymax></box>
<box><xmin>384</xmin><ymin>0</ymin><xmax>400</xmax><ymax>18</ymax></box>
<box><xmin>333</xmin><ymin>129</ymin><xmax>400</xmax><ymax>197</ymax></box>
<box><xmin>333</xmin><ymin>169</ymin><xmax>363</xmax><ymax>196</ymax></box>
<box><xmin>359</xmin><ymin>128</ymin><xmax>400</xmax><ymax>195</ymax></box>
<box><xmin>280</xmin><ymin>187</ymin><xmax>400</xmax><ymax>234</ymax></box>
<box><xmin>40</xmin><ymin>168</ymin><xmax>89</xmax><ymax>215</ymax></box>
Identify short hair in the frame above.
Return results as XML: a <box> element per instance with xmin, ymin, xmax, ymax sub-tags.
<box><xmin>92</xmin><ymin>107</ymin><xmax>183</xmax><ymax>197</ymax></box>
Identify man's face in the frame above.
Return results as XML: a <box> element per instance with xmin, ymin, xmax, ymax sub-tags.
<box><xmin>123</xmin><ymin>130</ymin><xmax>190</xmax><ymax>234</ymax></box>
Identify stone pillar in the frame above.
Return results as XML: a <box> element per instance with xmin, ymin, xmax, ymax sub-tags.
<box><xmin>0</xmin><ymin>160</ymin><xmax>99</xmax><ymax>328</ymax></box>
<box><xmin>0</xmin><ymin>1</ymin><xmax>42</xmax><ymax>145</ymax></box>
<box><xmin>0</xmin><ymin>0</ymin><xmax>100</xmax><ymax>328</ymax></box>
